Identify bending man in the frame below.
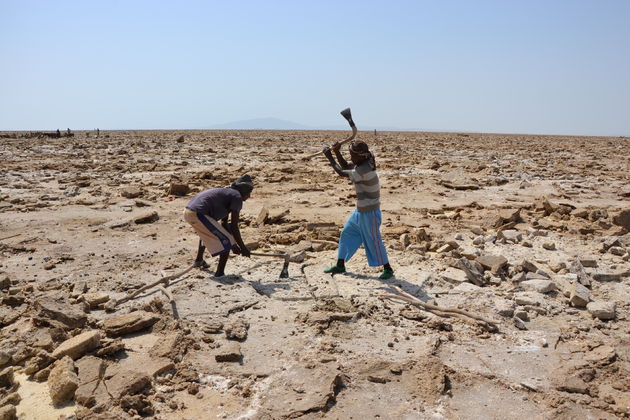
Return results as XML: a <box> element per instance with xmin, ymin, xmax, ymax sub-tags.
<box><xmin>184</xmin><ymin>174</ymin><xmax>253</xmax><ymax>277</ymax></box>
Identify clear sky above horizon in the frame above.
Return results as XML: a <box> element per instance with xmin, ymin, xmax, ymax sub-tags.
<box><xmin>1</xmin><ymin>0</ymin><xmax>629</xmax><ymax>136</ymax></box>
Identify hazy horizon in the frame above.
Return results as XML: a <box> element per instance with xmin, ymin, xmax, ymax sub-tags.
<box><xmin>1</xmin><ymin>1</ymin><xmax>629</xmax><ymax>136</ymax></box>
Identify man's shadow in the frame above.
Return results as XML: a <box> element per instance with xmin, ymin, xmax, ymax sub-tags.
<box><xmin>340</xmin><ymin>271</ymin><xmax>433</xmax><ymax>302</ymax></box>
<box><xmin>199</xmin><ymin>262</ymin><xmax>299</xmax><ymax>298</ymax></box>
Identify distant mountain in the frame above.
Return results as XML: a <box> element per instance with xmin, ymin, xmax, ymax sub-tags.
<box><xmin>204</xmin><ymin>117</ymin><xmax>434</xmax><ymax>132</ymax></box>
<box><xmin>206</xmin><ymin>118</ymin><xmax>310</xmax><ymax>130</ymax></box>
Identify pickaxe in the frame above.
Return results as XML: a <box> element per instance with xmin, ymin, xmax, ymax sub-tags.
<box><xmin>250</xmin><ymin>251</ymin><xmax>305</xmax><ymax>278</ymax></box>
<box><xmin>303</xmin><ymin>107</ymin><xmax>357</xmax><ymax>160</ymax></box>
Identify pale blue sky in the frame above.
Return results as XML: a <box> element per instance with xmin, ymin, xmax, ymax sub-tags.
<box><xmin>1</xmin><ymin>0</ymin><xmax>629</xmax><ymax>135</ymax></box>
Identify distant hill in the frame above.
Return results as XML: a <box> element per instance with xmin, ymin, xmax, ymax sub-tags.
<box><xmin>206</xmin><ymin>118</ymin><xmax>310</xmax><ymax>130</ymax></box>
<box><xmin>204</xmin><ymin>117</ymin><xmax>441</xmax><ymax>132</ymax></box>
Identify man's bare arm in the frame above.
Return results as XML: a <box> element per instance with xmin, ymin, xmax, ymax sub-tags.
<box><xmin>229</xmin><ymin>211</ymin><xmax>250</xmax><ymax>257</ymax></box>
<box><xmin>323</xmin><ymin>148</ymin><xmax>350</xmax><ymax>178</ymax></box>
<box><xmin>332</xmin><ymin>142</ymin><xmax>354</xmax><ymax>170</ymax></box>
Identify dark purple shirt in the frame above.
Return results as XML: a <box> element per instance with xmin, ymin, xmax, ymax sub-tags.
<box><xmin>186</xmin><ymin>188</ymin><xmax>243</xmax><ymax>220</ymax></box>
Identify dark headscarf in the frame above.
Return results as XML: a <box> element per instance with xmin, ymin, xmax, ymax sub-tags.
<box><xmin>349</xmin><ymin>141</ymin><xmax>376</xmax><ymax>170</ymax></box>
<box><xmin>230</xmin><ymin>174</ymin><xmax>254</xmax><ymax>194</ymax></box>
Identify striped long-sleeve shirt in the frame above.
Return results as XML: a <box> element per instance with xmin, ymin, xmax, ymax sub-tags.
<box><xmin>344</xmin><ymin>160</ymin><xmax>380</xmax><ymax>212</ymax></box>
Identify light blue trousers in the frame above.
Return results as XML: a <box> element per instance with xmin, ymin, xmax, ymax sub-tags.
<box><xmin>338</xmin><ymin>209</ymin><xmax>389</xmax><ymax>266</ymax></box>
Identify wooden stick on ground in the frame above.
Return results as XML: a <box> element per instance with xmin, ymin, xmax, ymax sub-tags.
<box><xmin>105</xmin><ymin>263</ymin><xmax>195</xmax><ymax>310</ymax></box>
<box><xmin>378</xmin><ymin>286</ymin><xmax>499</xmax><ymax>332</ymax></box>
<box><xmin>0</xmin><ymin>233</ymin><xmax>21</xmax><ymax>241</ymax></box>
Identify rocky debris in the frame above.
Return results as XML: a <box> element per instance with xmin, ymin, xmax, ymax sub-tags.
<box><xmin>119</xmin><ymin>394</ymin><xmax>153</xmax><ymax>416</ymax></box>
<box><xmin>261</xmin><ymin>208</ymin><xmax>290</xmax><ymax>224</ymax></box>
<box><xmin>149</xmin><ymin>332</ymin><xmax>189</xmax><ymax>362</ymax></box>
<box><xmin>298</xmin><ymin>311</ymin><xmax>357</xmax><ymax>329</ymax></box>
<box><xmin>520</xmin><ymin>279</ymin><xmax>556</xmax><ymax>294</ymax></box>
<box><xmin>514</xmin><ymin>291</ymin><xmax>546</xmax><ymax>307</ymax></box>
<box><xmin>202</xmin><ymin>320</ymin><xmax>224</xmax><ymax>334</ymax></box>
<box><xmin>133</xmin><ymin>211</ymin><xmax>159</xmax><ymax>224</ymax></box>
<box><xmin>476</xmin><ymin>254</ymin><xmax>508</xmax><ymax>274</ymax></box>
<box><xmin>214</xmin><ymin>341</ymin><xmax>242</xmax><ymax>362</ymax></box>
<box><xmin>104</xmin><ymin>211</ymin><xmax>159</xmax><ymax>229</ymax></box>
<box><xmin>82</xmin><ymin>292</ymin><xmax>110</xmax><ymax>309</ymax></box>
<box><xmin>47</xmin><ymin>356</ymin><xmax>79</xmax><ymax>405</ymax></box>
<box><xmin>553</xmin><ymin>372</ymin><xmax>590</xmax><ymax>395</ymax></box>
<box><xmin>513</xmin><ymin>316</ymin><xmax>527</xmax><ymax>330</ymax></box>
<box><xmin>76</xmin><ymin>356</ymin><xmax>106</xmax><ymax>386</ymax></box>
<box><xmin>102</xmin><ymin>311</ymin><xmax>159</xmax><ymax>337</ymax></box>
<box><xmin>224</xmin><ymin>318</ymin><xmax>250</xmax><ymax>341</ymax></box>
<box><xmin>0</xmin><ymin>276</ymin><xmax>10</xmax><ymax>291</ymax></box>
<box><xmin>535</xmin><ymin>196</ymin><xmax>556</xmax><ymax>216</ymax></box>
<box><xmin>569</xmin><ymin>282</ymin><xmax>591</xmax><ymax>307</ymax></box>
<box><xmin>569</xmin><ymin>260</ymin><xmax>593</xmax><ymax>287</ymax></box>
<box><xmin>256</xmin><ymin>366</ymin><xmax>344</xmax><ymax>418</ymax></box>
<box><xmin>453</xmin><ymin>258</ymin><xmax>485</xmax><ymax>286</ymax></box>
<box><xmin>586</xmin><ymin>301</ymin><xmax>616</xmax><ymax>320</ymax></box>
<box><xmin>592</xmin><ymin>270</ymin><xmax>629</xmax><ymax>282</ymax></box>
<box><xmin>119</xmin><ymin>186</ymin><xmax>142</xmax><ymax>199</ymax></box>
<box><xmin>167</xmin><ymin>183</ymin><xmax>190</xmax><ymax>196</ymax></box>
<box><xmin>0</xmin><ymin>367</ymin><xmax>14</xmax><ymax>388</ymax></box>
<box><xmin>0</xmin><ymin>405</ymin><xmax>16</xmax><ymax>420</ymax></box>
<box><xmin>440</xmin><ymin>267</ymin><xmax>468</xmax><ymax>284</ymax></box>
<box><xmin>0</xmin><ymin>351</ymin><xmax>9</xmax><ymax>367</ymax></box>
<box><xmin>495</xmin><ymin>300</ymin><xmax>516</xmax><ymax>317</ymax></box>
<box><xmin>35</xmin><ymin>299</ymin><xmax>87</xmax><ymax>329</ymax></box>
<box><xmin>2</xmin><ymin>131</ymin><xmax>630</xmax><ymax>419</ymax></box>
<box><xmin>96</xmin><ymin>339</ymin><xmax>125</xmax><ymax>357</ymax></box>
<box><xmin>105</xmin><ymin>367</ymin><xmax>151</xmax><ymax>400</ymax></box>
<box><xmin>52</xmin><ymin>330</ymin><xmax>101</xmax><ymax>360</ymax></box>
<box><xmin>483</xmin><ymin>208</ymin><xmax>521</xmax><ymax>229</ymax></box>
<box><xmin>612</xmin><ymin>209</ymin><xmax>630</xmax><ymax>231</ymax></box>
<box><xmin>498</xmin><ymin>229</ymin><xmax>522</xmax><ymax>244</ymax></box>
<box><xmin>23</xmin><ymin>350</ymin><xmax>55</xmax><ymax>375</ymax></box>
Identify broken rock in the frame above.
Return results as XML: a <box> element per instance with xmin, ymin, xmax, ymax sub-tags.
<box><xmin>453</xmin><ymin>258</ymin><xmax>485</xmax><ymax>286</ymax></box>
<box><xmin>120</xmin><ymin>186</ymin><xmax>142</xmax><ymax>199</ymax></box>
<box><xmin>520</xmin><ymin>279</ymin><xmax>556</xmax><ymax>294</ymax></box>
<box><xmin>82</xmin><ymin>292</ymin><xmax>110</xmax><ymax>309</ymax></box>
<box><xmin>52</xmin><ymin>330</ymin><xmax>100</xmax><ymax>360</ymax></box>
<box><xmin>167</xmin><ymin>183</ymin><xmax>190</xmax><ymax>196</ymax></box>
<box><xmin>48</xmin><ymin>356</ymin><xmax>79</xmax><ymax>406</ymax></box>
<box><xmin>612</xmin><ymin>209</ymin><xmax>630</xmax><ymax>231</ymax></box>
<box><xmin>476</xmin><ymin>254</ymin><xmax>508</xmax><ymax>273</ymax></box>
<box><xmin>569</xmin><ymin>260</ymin><xmax>592</xmax><ymax>287</ymax></box>
<box><xmin>586</xmin><ymin>301</ymin><xmax>616</xmax><ymax>320</ymax></box>
<box><xmin>36</xmin><ymin>299</ymin><xmax>87</xmax><ymax>329</ymax></box>
<box><xmin>133</xmin><ymin>211</ymin><xmax>159</xmax><ymax>224</ymax></box>
<box><xmin>440</xmin><ymin>267</ymin><xmax>468</xmax><ymax>284</ymax></box>
<box><xmin>570</xmin><ymin>282</ymin><xmax>590</xmax><ymax>308</ymax></box>
<box><xmin>0</xmin><ymin>405</ymin><xmax>16</xmax><ymax>420</ymax></box>
<box><xmin>224</xmin><ymin>318</ymin><xmax>250</xmax><ymax>341</ymax></box>
<box><xmin>0</xmin><ymin>367</ymin><xmax>14</xmax><ymax>388</ymax></box>
<box><xmin>102</xmin><ymin>311</ymin><xmax>159</xmax><ymax>337</ymax></box>
<box><xmin>105</xmin><ymin>368</ymin><xmax>151</xmax><ymax>399</ymax></box>
<box><xmin>215</xmin><ymin>341</ymin><xmax>242</xmax><ymax>362</ymax></box>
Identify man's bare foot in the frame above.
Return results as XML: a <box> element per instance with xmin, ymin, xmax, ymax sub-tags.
<box><xmin>194</xmin><ymin>259</ymin><xmax>209</xmax><ymax>268</ymax></box>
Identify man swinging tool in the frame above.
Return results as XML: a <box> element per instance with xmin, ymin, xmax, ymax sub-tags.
<box><xmin>183</xmin><ymin>175</ymin><xmax>253</xmax><ymax>277</ymax></box>
<box><xmin>322</xmin><ymin>140</ymin><xmax>394</xmax><ymax>280</ymax></box>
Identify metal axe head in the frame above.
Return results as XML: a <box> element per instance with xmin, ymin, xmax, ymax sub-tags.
<box><xmin>340</xmin><ymin>108</ymin><xmax>355</xmax><ymax>128</ymax></box>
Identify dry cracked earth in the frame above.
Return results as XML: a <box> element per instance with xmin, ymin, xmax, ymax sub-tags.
<box><xmin>0</xmin><ymin>129</ymin><xmax>629</xmax><ymax>420</ymax></box>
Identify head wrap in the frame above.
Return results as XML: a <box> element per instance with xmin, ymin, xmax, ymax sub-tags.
<box><xmin>230</xmin><ymin>174</ymin><xmax>254</xmax><ymax>194</ymax></box>
<box><xmin>349</xmin><ymin>141</ymin><xmax>376</xmax><ymax>170</ymax></box>
<box><xmin>349</xmin><ymin>141</ymin><xmax>370</xmax><ymax>158</ymax></box>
